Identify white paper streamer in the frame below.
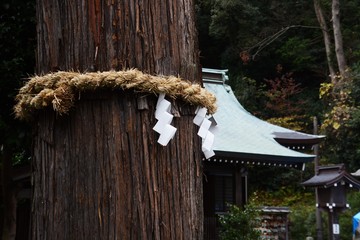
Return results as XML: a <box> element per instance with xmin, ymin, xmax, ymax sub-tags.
<box><xmin>203</xmin><ymin>149</ymin><xmax>215</xmax><ymax>159</ymax></box>
<box><xmin>156</xmin><ymin>93</ymin><xmax>166</xmax><ymax>108</ymax></box>
<box><xmin>198</xmin><ymin>118</ymin><xmax>212</xmax><ymax>138</ymax></box>
<box><xmin>153</xmin><ymin>111</ymin><xmax>174</xmax><ymax>133</ymax></box>
<box><xmin>193</xmin><ymin>108</ymin><xmax>217</xmax><ymax>159</ymax></box>
<box><xmin>202</xmin><ymin>131</ymin><xmax>214</xmax><ymax>152</ymax></box>
<box><xmin>157</xmin><ymin>124</ymin><xmax>177</xmax><ymax>146</ymax></box>
<box><xmin>155</xmin><ymin>99</ymin><xmax>171</xmax><ymax>120</ymax></box>
<box><xmin>153</xmin><ymin>94</ymin><xmax>177</xmax><ymax>146</ymax></box>
<box><xmin>193</xmin><ymin>107</ymin><xmax>207</xmax><ymax>126</ymax></box>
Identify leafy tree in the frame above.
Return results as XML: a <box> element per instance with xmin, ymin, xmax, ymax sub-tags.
<box><xmin>288</xmin><ymin>204</ymin><xmax>317</xmax><ymax>240</ymax></box>
<box><xmin>320</xmin><ymin>65</ymin><xmax>360</xmax><ymax>169</ymax></box>
<box><xmin>263</xmin><ymin>70</ymin><xmax>304</xmax><ymax>117</ymax></box>
<box><xmin>276</xmin><ymin>37</ymin><xmax>318</xmax><ymax>71</ymax></box>
<box><xmin>197</xmin><ymin>0</ymin><xmax>325</xmax><ymax>120</ymax></box>
<box><xmin>218</xmin><ymin>203</ymin><xmax>261</xmax><ymax>240</ymax></box>
<box><xmin>197</xmin><ymin>0</ymin><xmax>360</xmax><ymax>166</ymax></box>
<box><xmin>196</xmin><ymin>1</ymin><xmax>360</xmax><ymax>239</ymax></box>
<box><xmin>320</xmin><ymin>0</ymin><xmax>360</xmax><ymax>170</ymax></box>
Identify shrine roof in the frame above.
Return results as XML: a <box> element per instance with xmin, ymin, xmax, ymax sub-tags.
<box><xmin>301</xmin><ymin>164</ymin><xmax>360</xmax><ymax>189</ymax></box>
<box><xmin>202</xmin><ymin>68</ymin><xmax>325</xmax><ymax>169</ymax></box>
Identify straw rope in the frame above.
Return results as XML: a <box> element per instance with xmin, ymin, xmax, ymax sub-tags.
<box><xmin>14</xmin><ymin>69</ymin><xmax>217</xmax><ymax>120</ymax></box>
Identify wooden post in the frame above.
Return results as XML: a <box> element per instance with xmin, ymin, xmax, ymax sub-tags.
<box><xmin>235</xmin><ymin>167</ymin><xmax>243</xmax><ymax>207</ymax></box>
<box><xmin>328</xmin><ymin>210</ymin><xmax>340</xmax><ymax>240</ymax></box>
<box><xmin>313</xmin><ymin>116</ymin><xmax>323</xmax><ymax>240</ymax></box>
<box><xmin>235</xmin><ymin>167</ymin><xmax>247</xmax><ymax>208</ymax></box>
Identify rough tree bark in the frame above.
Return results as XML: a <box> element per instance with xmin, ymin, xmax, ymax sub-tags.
<box><xmin>331</xmin><ymin>0</ymin><xmax>347</xmax><ymax>77</ymax></box>
<box><xmin>313</xmin><ymin>0</ymin><xmax>336</xmax><ymax>82</ymax></box>
<box><xmin>32</xmin><ymin>0</ymin><xmax>203</xmax><ymax>239</ymax></box>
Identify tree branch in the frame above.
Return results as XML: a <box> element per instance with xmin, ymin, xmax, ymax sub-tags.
<box><xmin>247</xmin><ymin>25</ymin><xmax>321</xmax><ymax>60</ymax></box>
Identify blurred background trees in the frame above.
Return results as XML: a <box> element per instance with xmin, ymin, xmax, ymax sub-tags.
<box><xmin>196</xmin><ymin>0</ymin><xmax>360</xmax><ymax>170</ymax></box>
<box><xmin>196</xmin><ymin>0</ymin><xmax>360</xmax><ymax>238</ymax></box>
<box><xmin>1</xmin><ymin>1</ymin><xmax>35</xmax><ymax>239</ymax></box>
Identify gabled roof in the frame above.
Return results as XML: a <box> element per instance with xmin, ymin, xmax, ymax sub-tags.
<box><xmin>301</xmin><ymin>164</ymin><xmax>360</xmax><ymax>189</ymax></box>
<box><xmin>202</xmin><ymin>68</ymin><xmax>324</xmax><ymax>168</ymax></box>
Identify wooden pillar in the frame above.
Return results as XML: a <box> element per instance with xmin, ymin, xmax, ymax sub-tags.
<box><xmin>314</xmin><ymin>116</ymin><xmax>323</xmax><ymax>240</ymax></box>
<box><xmin>328</xmin><ymin>210</ymin><xmax>340</xmax><ymax>240</ymax></box>
<box><xmin>235</xmin><ymin>167</ymin><xmax>247</xmax><ymax>207</ymax></box>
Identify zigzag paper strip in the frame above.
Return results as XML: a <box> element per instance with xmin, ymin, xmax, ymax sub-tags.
<box><xmin>153</xmin><ymin>93</ymin><xmax>177</xmax><ymax>146</ymax></box>
<box><xmin>194</xmin><ymin>107</ymin><xmax>216</xmax><ymax>159</ymax></box>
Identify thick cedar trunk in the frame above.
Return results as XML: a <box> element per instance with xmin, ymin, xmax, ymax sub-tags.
<box><xmin>313</xmin><ymin>0</ymin><xmax>336</xmax><ymax>82</ymax></box>
<box><xmin>32</xmin><ymin>92</ymin><xmax>202</xmax><ymax>239</ymax></box>
<box><xmin>33</xmin><ymin>0</ymin><xmax>203</xmax><ymax>239</ymax></box>
<box><xmin>36</xmin><ymin>0</ymin><xmax>200</xmax><ymax>81</ymax></box>
<box><xmin>331</xmin><ymin>0</ymin><xmax>347</xmax><ymax>77</ymax></box>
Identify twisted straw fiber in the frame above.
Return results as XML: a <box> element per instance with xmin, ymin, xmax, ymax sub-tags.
<box><xmin>14</xmin><ymin>69</ymin><xmax>217</xmax><ymax>120</ymax></box>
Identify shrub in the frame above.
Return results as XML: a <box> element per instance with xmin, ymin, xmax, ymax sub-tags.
<box><xmin>218</xmin><ymin>203</ymin><xmax>261</xmax><ymax>240</ymax></box>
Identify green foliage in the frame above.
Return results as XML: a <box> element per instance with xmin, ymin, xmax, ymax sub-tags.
<box><xmin>319</xmin><ymin>82</ymin><xmax>333</xmax><ymax>100</ymax></box>
<box><xmin>209</xmin><ymin>0</ymin><xmax>263</xmax><ymax>46</ymax></box>
<box><xmin>218</xmin><ymin>203</ymin><xmax>261</xmax><ymax>240</ymax></box>
<box><xmin>276</xmin><ymin>37</ymin><xmax>317</xmax><ymax>71</ymax></box>
<box><xmin>195</xmin><ymin>0</ymin><xmax>360</xmax><ymax>239</ymax></box>
<box><xmin>288</xmin><ymin>203</ymin><xmax>317</xmax><ymax>240</ymax></box>
<box><xmin>251</xmin><ymin>186</ymin><xmax>314</xmax><ymax>207</ymax></box>
<box><xmin>247</xmin><ymin>164</ymin><xmax>317</xmax><ymax>204</ymax></box>
<box><xmin>228</xmin><ymin>74</ymin><xmax>267</xmax><ymax>115</ymax></box>
<box><xmin>319</xmin><ymin>67</ymin><xmax>360</xmax><ymax>169</ymax></box>
<box><xmin>337</xmin><ymin>191</ymin><xmax>360</xmax><ymax>239</ymax></box>
<box><xmin>266</xmin><ymin>116</ymin><xmax>311</xmax><ymax>132</ymax></box>
<box><xmin>250</xmin><ymin>185</ymin><xmax>360</xmax><ymax>239</ymax></box>
<box><xmin>195</xmin><ymin>0</ymin><xmax>226</xmax><ymax>68</ymax></box>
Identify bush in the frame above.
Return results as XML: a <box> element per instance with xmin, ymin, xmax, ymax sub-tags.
<box><xmin>289</xmin><ymin>204</ymin><xmax>317</xmax><ymax>240</ymax></box>
<box><xmin>218</xmin><ymin>203</ymin><xmax>261</xmax><ymax>240</ymax></box>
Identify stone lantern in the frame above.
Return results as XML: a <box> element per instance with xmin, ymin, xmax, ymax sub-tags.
<box><xmin>302</xmin><ymin>164</ymin><xmax>360</xmax><ymax>240</ymax></box>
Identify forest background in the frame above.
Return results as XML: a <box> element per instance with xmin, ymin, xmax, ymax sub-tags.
<box><xmin>2</xmin><ymin>0</ymin><xmax>360</xmax><ymax>239</ymax></box>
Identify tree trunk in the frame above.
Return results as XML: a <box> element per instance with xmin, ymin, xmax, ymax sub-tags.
<box><xmin>313</xmin><ymin>0</ymin><xmax>336</xmax><ymax>82</ymax></box>
<box><xmin>332</xmin><ymin>0</ymin><xmax>347</xmax><ymax>77</ymax></box>
<box><xmin>33</xmin><ymin>0</ymin><xmax>203</xmax><ymax>239</ymax></box>
<box><xmin>36</xmin><ymin>0</ymin><xmax>200</xmax><ymax>81</ymax></box>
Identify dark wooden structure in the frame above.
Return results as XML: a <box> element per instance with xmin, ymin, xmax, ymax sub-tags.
<box><xmin>0</xmin><ymin>164</ymin><xmax>31</xmax><ymax>240</ymax></box>
<box><xmin>258</xmin><ymin>206</ymin><xmax>290</xmax><ymax>239</ymax></box>
<box><xmin>202</xmin><ymin>68</ymin><xmax>324</xmax><ymax>240</ymax></box>
<box><xmin>302</xmin><ymin>164</ymin><xmax>360</xmax><ymax>240</ymax></box>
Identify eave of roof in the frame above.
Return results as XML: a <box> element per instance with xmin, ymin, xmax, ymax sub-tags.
<box><xmin>203</xmin><ymin>151</ymin><xmax>308</xmax><ymax>170</ymax></box>
<box><xmin>301</xmin><ymin>164</ymin><xmax>360</xmax><ymax>189</ymax></box>
<box><xmin>273</xmin><ymin>132</ymin><xmax>325</xmax><ymax>146</ymax></box>
<box><xmin>260</xmin><ymin>206</ymin><xmax>290</xmax><ymax>213</ymax></box>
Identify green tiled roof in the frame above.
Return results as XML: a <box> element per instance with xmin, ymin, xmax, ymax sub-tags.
<box><xmin>202</xmin><ymin>68</ymin><xmax>324</xmax><ymax>168</ymax></box>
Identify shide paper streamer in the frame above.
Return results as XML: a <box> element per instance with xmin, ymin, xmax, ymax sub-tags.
<box><xmin>153</xmin><ymin>93</ymin><xmax>177</xmax><ymax>146</ymax></box>
<box><xmin>194</xmin><ymin>107</ymin><xmax>217</xmax><ymax>159</ymax></box>
<box><xmin>153</xmin><ymin>95</ymin><xmax>217</xmax><ymax>160</ymax></box>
